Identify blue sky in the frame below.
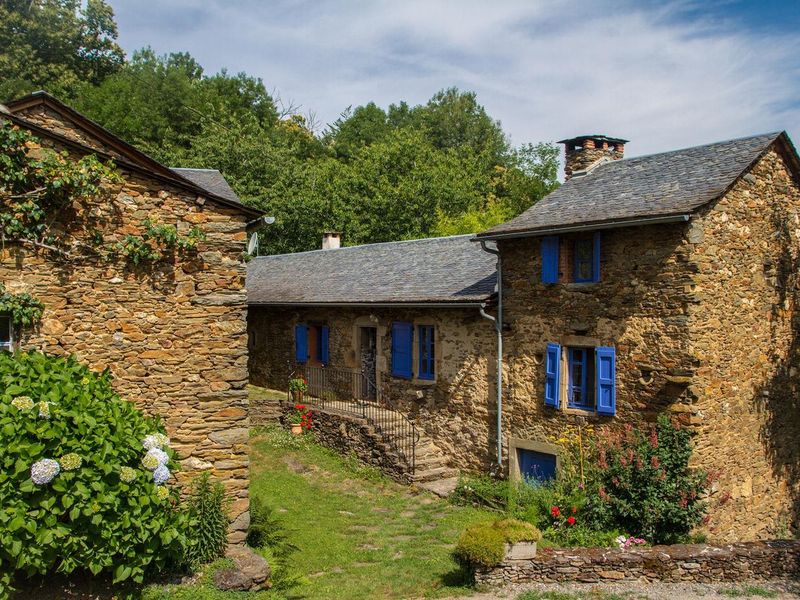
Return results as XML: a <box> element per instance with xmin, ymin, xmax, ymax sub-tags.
<box><xmin>110</xmin><ymin>0</ymin><xmax>799</xmax><ymax>158</ymax></box>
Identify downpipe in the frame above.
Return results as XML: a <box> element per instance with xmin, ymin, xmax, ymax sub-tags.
<box><xmin>479</xmin><ymin>240</ymin><xmax>503</xmax><ymax>469</ymax></box>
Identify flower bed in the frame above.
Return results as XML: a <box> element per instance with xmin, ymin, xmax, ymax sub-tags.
<box><xmin>471</xmin><ymin>540</ymin><xmax>800</xmax><ymax>586</ymax></box>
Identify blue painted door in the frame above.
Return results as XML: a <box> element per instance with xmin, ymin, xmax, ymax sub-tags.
<box><xmin>518</xmin><ymin>448</ymin><xmax>556</xmax><ymax>484</ymax></box>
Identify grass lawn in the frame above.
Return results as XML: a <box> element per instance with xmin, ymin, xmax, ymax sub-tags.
<box><xmin>142</xmin><ymin>425</ymin><xmax>493</xmax><ymax>599</ymax></box>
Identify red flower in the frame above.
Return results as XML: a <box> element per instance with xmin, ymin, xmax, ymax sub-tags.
<box><xmin>295</xmin><ymin>404</ymin><xmax>306</xmax><ymax>410</ymax></box>
<box><xmin>550</xmin><ymin>506</ymin><xmax>561</xmax><ymax>518</ymax></box>
<box><xmin>566</xmin><ymin>516</ymin><xmax>576</xmax><ymax>526</ymax></box>
<box><xmin>571</xmin><ymin>506</ymin><xmax>577</xmax><ymax>514</ymax></box>
<box><xmin>651</xmin><ymin>456</ymin><xmax>660</xmax><ymax>469</ymax></box>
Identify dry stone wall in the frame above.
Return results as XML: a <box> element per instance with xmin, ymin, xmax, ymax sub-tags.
<box><xmin>248</xmin><ymin>305</ymin><xmax>497</xmax><ymax>470</ymax></box>
<box><xmin>473</xmin><ymin>541</ymin><xmax>800</xmax><ymax>586</ymax></box>
<box><xmin>3</xmin><ymin>113</ymin><xmax>253</xmax><ymax>542</ymax></box>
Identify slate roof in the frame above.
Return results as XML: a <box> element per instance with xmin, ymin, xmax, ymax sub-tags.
<box><xmin>171</xmin><ymin>168</ymin><xmax>241</xmax><ymax>204</ymax></box>
<box><xmin>247</xmin><ymin>235</ymin><xmax>497</xmax><ymax>306</ymax></box>
<box><xmin>479</xmin><ymin>131</ymin><xmax>797</xmax><ymax>238</ymax></box>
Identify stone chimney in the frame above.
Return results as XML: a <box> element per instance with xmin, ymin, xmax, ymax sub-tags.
<box><xmin>322</xmin><ymin>231</ymin><xmax>341</xmax><ymax>250</ymax></box>
<box><xmin>558</xmin><ymin>135</ymin><xmax>628</xmax><ymax>180</ymax></box>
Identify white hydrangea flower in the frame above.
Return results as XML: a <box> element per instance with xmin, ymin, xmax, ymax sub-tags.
<box><xmin>120</xmin><ymin>466</ymin><xmax>137</xmax><ymax>483</ymax></box>
<box><xmin>11</xmin><ymin>396</ymin><xmax>34</xmax><ymax>411</ymax></box>
<box><xmin>59</xmin><ymin>453</ymin><xmax>82</xmax><ymax>471</ymax></box>
<box><xmin>142</xmin><ymin>433</ymin><xmax>170</xmax><ymax>451</ymax></box>
<box><xmin>38</xmin><ymin>401</ymin><xmax>50</xmax><ymax>419</ymax></box>
<box><xmin>153</xmin><ymin>465</ymin><xmax>170</xmax><ymax>485</ymax></box>
<box><xmin>31</xmin><ymin>459</ymin><xmax>60</xmax><ymax>485</ymax></box>
<box><xmin>142</xmin><ymin>448</ymin><xmax>169</xmax><ymax>471</ymax></box>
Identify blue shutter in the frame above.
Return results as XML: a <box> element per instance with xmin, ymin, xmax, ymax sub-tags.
<box><xmin>319</xmin><ymin>326</ymin><xmax>330</xmax><ymax>365</ymax></box>
<box><xmin>592</xmin><ymin>232</ymin><xmax>601</xmax><ymax>283</ymax></box>
<box><xmin>544</xmin><ymin>342</ymin><xmax>561</xmax><ymax>408</ymax></box>
<box><xmin>391</xmin><ymin>322</ymin><xmax>413</xmax><ymax>379</ymax></box>
<box><xmin>541</xmin><ymin>236</ymin><xmax>559</xmax><ymax>284</ymax></box>
<box><xmin>596</xmin><ymin>346</ymin><xmax>616</xmax><ymax>415</ymax></box>
<box><xmin>295</xmin><ymin>324</ymin><xmax>308</xmax><ymax>364</ymax></box>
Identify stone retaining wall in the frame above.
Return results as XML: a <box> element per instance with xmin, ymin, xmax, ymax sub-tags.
<box><xmin>473</xmin><ymin>541</ymin><xmax>800</xmax><ymax>586</ymax></box>
<box><xmin>279</xmin><ymin>405</ymin><xmax>408</xmax><ymax>482</ymax></box>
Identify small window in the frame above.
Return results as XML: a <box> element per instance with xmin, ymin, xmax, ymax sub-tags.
<box><xmin>572</xmin><ymin>232</ymin><xmax>601</xmax><ymax>283</ymax></box>
<box><xmin>567</xmin><ymin>347</ymin><xmax>595</xmax><ymax>410</ymax></box>
<box><xmin>418</xmin><ymin>325</ymin><xmax>435</xmax><ymax>380</ymax></box>
<box><xmin>0</xmin><ymin>315</ymin><xmax>11</xmax><ymax>352</ymax></box>
<box><xmin>517</xmin><ymin>448</ymin><xmax>556</xmax><ymax>484</ymax></box>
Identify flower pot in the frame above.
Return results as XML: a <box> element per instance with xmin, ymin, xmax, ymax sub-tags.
<box><xmin>291</xmin><ymin>390</ymin><xmax>304</xmax><ymax>402</ymax></box>
<box><xmin>504</xmin><ymin>541</ymin><xmax>537</xmax><ymax>561</ymax></box>
<box><xmin>290</xmin><ymin>423</ymin><xmax>303</xmax><ymax>435</ymax></box>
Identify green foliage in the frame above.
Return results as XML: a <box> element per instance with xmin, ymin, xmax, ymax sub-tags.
<box><xmin>0</xmin><ymin>122</ymin><xmax>120</xmax><ymax>255</ymax></box>
<box><xmin>246</xmin><ymin>497</ymin><xmax>303</xmax><ymax>593</ymax></box>
<box><xmin>184</xmin><ymin>472</ymin><xmax>229</xmax><ymax>568</ymax></box>
<box><xmin>586</xmin><ymin>415</ymin><xmax>708</xmax><ymax>544</ymax></box>
<box><xmin>0</xmin><ymin>284</ymin><xmax>44</xmax><ymax>327</ymax></box>
<box><xmin>111</xmin><ymin>219</ymin><xmax>206</xmax><ymax>266</ymax></box>
<box><xmin>0</xmin><ymin>0</ymin><xmax>125</xmax><ymax>100</ymax></box>
<box><xmin>454</xmin><ymin>518</ymin><xmax>540</xmax><ymax>568</ymax></box>
<box><xmin>0</xmin><ymin>351</ymin><xmax>189</xmax><ymax>595</ymax></box>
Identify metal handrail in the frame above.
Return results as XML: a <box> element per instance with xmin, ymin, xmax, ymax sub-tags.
<box><xmin>287</xmin><ymin>361</ymin><xmax>419</xmax><ymax>474</ymax></box>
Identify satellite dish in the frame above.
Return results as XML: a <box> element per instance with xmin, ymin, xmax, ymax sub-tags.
<box><xmin>247</xmin><ymin>234</ymin><xmax>259</xmax><ymax>256</ymax></box>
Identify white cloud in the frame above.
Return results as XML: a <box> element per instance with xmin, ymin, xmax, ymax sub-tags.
<box><xmin>111</xmin><ymin>0</ymin><xmax>800</xmax><ymax>157</ymax></box>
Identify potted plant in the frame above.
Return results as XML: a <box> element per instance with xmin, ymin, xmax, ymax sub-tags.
<box><xmin>288</xmin><ymin>404</ymin><xmax>313</xmax><ymax>435</ymax></box>
<box><xmin>289</xmin><ymin>377</ymin><xmax>308</xmax><ymax>402</ymax></box>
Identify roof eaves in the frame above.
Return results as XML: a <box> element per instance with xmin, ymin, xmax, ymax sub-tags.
<box><xmin>475</xmin><ymin>213</ymin><xmax>692</xmax><ymax>240</ymax></box>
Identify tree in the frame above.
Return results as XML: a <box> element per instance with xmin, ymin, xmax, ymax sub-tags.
<box><xmin>0</xmin><ymin>0</ymin><xmax>124</xmax><ymax>101</ymax></box>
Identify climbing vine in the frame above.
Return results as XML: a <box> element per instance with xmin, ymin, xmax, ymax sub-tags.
<box><xmin>0</xmin><ymin>284</ymin><xmax>44</xmax><ymax>326</ymax></box>
<box><xmin>112</xmin><ymin>219</ymin><xmax>206</xmax><ymax>266</ymax></box>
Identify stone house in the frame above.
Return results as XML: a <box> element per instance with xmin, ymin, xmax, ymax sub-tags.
<box><xmin>476</xmin><ymin>132</ymin><xmax>800</xmax><ymax>541</ymax></box>
<box><xmin>1</xmin><ymin>92</ymin><xmax>263</xmax><ymax>542</ymax></box>
<box><xmin>247</xmin><ymin>234</ymin><xmax>500</xmax><ymax>478</ymax></box>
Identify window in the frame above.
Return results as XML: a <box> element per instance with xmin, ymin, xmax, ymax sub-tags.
<box><xmin>0</xmin><ymin>314</ymin><xmax>11</xmax><ymax>352</ymax></box>
<box><xmin>418</xmin><ymin>325</ymin><xmax>435</xmax><ymax>380</ymax></box>
<box><xmin>544</xmin><ymin>342</ymin><xmax>616</xmax><ymax>415</ymax></box>
<box><xmin>517</xmin><ymin>448</ymin><xmax>557</xmax><ymax>484</ymax></box>
<box><xmin>572</xmin><ymin>232</ymin><xmax>601</xmax><ymax>283</ymax></box>
<box><xmin>540</xmin><ymin>232</ymin><xmax>602</xmax><ymax>284</ymax></box>
<box><xmin>295</xmin><ymin>323</ymin><xmax>329</xmax><ymax>365</ymax></box>
<box><xmin>391</xmin><ymin>321</ymin><xmax>413</xmax><ymax>378</ymax></box>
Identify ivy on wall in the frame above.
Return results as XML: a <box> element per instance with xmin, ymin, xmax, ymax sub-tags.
<box><xmin>112</xmin><ymin>219</ymin><xmax>206</xmax><ymax>266</ymax></box>
<box><xmin>0</xmin><ymin>284</ymin><xmax>44</xmax><ymax>327</ymax></box>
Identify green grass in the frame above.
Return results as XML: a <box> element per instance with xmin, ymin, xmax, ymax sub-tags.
<box><xmin>144</xmin><ymin>425</ymin><xmax>493</xmax><ymax>599</ymax></box>
<box><xmin>517</xmin><ymin>591</ymin><xmax>631</xmax><ymax>600</ymax></box>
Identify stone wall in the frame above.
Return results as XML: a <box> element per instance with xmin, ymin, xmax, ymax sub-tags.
<box><xmin>686</xmin><ymin>148</ymin><xmax>800</xmax><ymax>540</ymax></box>
<box><xmin>249</xmin><ymin>305</ymin><xmax>497</xmax><ymax>470</ymax></box>
<box><xmin>473</xmin><ymin>541</ymin><xmax>800</xmax><ymax>586</ymax></box>
<box><xmin>3</xmin><ymin>111</ymin><xmax>253</xmax><ymax>542</ymax></box>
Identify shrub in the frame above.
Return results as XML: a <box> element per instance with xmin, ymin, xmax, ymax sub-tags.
<box><xmin>454</xmin><ymin>518</ymin><xmax>540</xmax><ymax>568</ymax></box>
<box><xmin>184</xmin><ymin>472</ymin><xmax>229</xmax><ymax>568</ymax></box>
<box><xmin>586</xmin><ymin>414</ymin><xmax>708</xmax><ymax>544</ymax></box>
<box><xmin>247</xmin><ymin>497</ymin><xmax>302</xmax><ymax>592</ymax></box>
<box><xmin>0</xmin><ymin>351</ymin><xmax>188</xmax><ymax>594</ymax></box>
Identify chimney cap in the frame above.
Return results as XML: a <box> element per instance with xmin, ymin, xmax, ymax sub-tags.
<box><xmin>557</xmin><ymin>134</ymin><xmax>629</xmax><ymax>145</ymax></box>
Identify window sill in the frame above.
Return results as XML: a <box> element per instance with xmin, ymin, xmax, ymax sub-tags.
<box><xmin>563</xmin><ymin>406</ymin><xmax>600</xmax><ymax>417</ymax></box>
<box><xmin>413</xmin><ymin>378</ymin><xmax>437</xmax><ymax>387</ymax></box>
<box><xmin>563</xmin><ymin>282</ymin><xmax>599</xmax><ymax>291</ymax></box>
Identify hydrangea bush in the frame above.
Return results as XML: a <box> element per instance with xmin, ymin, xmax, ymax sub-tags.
<box><xmin>0</xmin><ymin>351</ymin><xmax>190</xmax><ymax>594</ymax></box>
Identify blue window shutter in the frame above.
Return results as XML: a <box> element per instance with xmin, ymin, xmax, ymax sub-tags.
<box><xmin>541</xmin><ymin>236</ymin><xmax>559</xmax><ymax>283</ymax></box>
<box><xmin>596</xmin><ymin>346</ymin><xmax>616</xmax><ymax>415</ymax></box>
<box><xmin>295</xmin><ymin>324</ymin><xmax>308</xmax><ymax>364</ymax></box>
<box><xmin>319</xmin><ymin>326</ymin><xmax>330</xmax><ymax>365</ymax></box>
<box><xmin>544</xmin><ymin>342</ymin><xmax>561</xmax><ymax>408</ymax></box>
<box><xmin>592</xmin><ymin>232</ymin><xmax>601</xmax><ymax>283</ymax></box>
<box><xmin>391</xmin><ymin>322</ymin><xmax>413</xmax><ymax>379</ymax></box>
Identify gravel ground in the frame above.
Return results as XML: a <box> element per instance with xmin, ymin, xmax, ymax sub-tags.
<box><xmin>442</xmin><ymin>580</ymin><xmax>800</xmax><ymax>600</ymax></box>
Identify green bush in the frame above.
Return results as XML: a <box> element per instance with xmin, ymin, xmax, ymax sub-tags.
<box><xmin>247</xmin><ymin>497</ymin><xmax>302</xmax><ymax>592</ymax></box>
<box><xmin>586</xmin><ymin>414</ymin><xmax>708</xmax><ymax>544</ymax></box>
<box><xmin>184</xmin><ymin>473</ymin><xmax>229</xmax><ymax>568</ymax></box>
<box><xmin>454</xmin><ymin>518</ymin><xmax>540</xmax><ymax>568</ymax></box>
<box><xmin>0</xmin><ymin>351</ymin><xmax>189</xmax><ymax>595</ymax></box>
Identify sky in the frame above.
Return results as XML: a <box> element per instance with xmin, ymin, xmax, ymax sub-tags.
<box><xmin>110</xmin><ymin>0</ymin><xmax>800</xmax><ymax>158</ymax></box>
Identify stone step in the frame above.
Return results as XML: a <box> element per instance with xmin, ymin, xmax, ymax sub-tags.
<box><xmin>418</xmin><ymin>476</ymin><xmax>460</xmax><ymax>498</ymax></box>
<box><xmin>411</xmin><ymin>466</ymin><xmax>459</xmax><ymax>483</ymax></box>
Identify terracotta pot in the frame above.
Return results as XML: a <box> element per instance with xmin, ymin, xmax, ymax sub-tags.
<box><xmin>291</xmin><ymin>390</ymin><xmax>304</xmax><ymax>402</ymax></box>
<box><xmin>290</xmin><ymin>423</ymin><xmax>303</xmax><ymax>435</ymax></box>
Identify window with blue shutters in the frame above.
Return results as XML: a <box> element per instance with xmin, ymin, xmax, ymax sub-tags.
<box><xmin>544</xmin><ymin>342</ymin><xmax>561</xmax><ymax>408</ymax></box>
<box><xmin>418</xmin><ymin>325</ymin><xmax>435</xmax><ymax>380</ymax></box>
<box><xmin>391</xmin><ymin>321</ymin><xmax>413</xmax><ymax>379</ymax></box>
<box><xmin>295</xmin><ymin>324</ymin><xmax>308</xmax><ymax>364</ymax></box>
<box><xmin>541</xmin><ymin>236</ymin><xmax>559</xmax><ymax>283</ymax></box>
<box><xmin>572</xmin><ymin>232</ymin><xmax>601</xmax><ymax>283</ymax></box>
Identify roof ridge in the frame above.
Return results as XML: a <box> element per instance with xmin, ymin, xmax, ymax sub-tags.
<box><xmin>171</xmin><ymin>167</ymin><xmax>221</xmax><ymax>173</ymax></box>
<box><xmin>612</xmin><ymin>131</ymin><xmax>782</xmax><ymax>164</ymax></box>
<box><xmin>253</xmin><ymin>233</ymin><xmax>478</xmax><ymax>260</ymax></box>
